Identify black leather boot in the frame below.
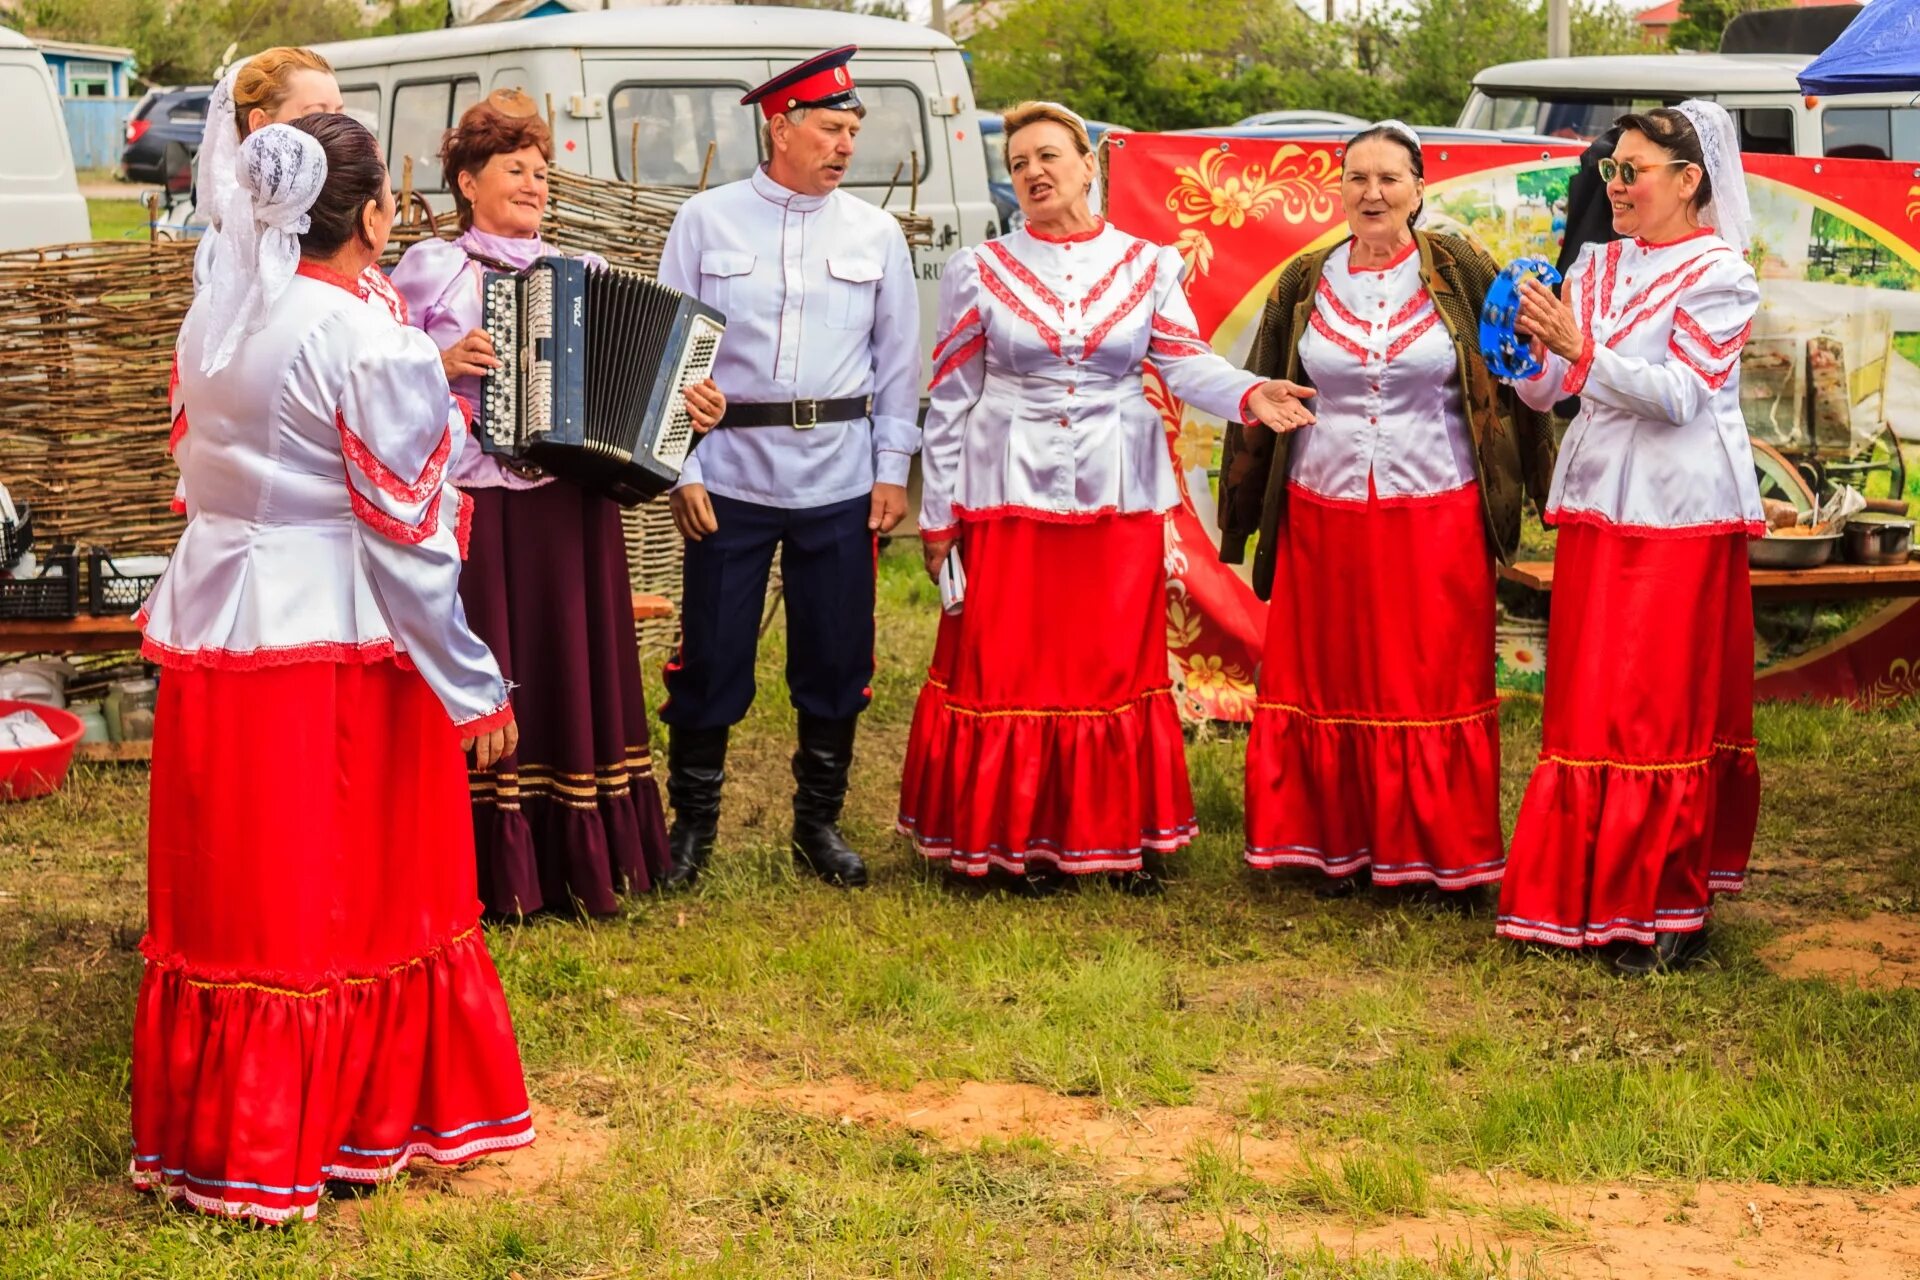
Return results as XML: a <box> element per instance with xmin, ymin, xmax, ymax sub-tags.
<box><xmin>1655</xmin><ymin>926</ymin><xmax>1710</xmax><ymax>972</ymax></box>
<box><xmin>791</xmin><ymin>713</ymin><xmax>868</xmax><ymax>888</ymax></box>
<box><xmin>662</xmin><ymin>726</ymin><xmax>728</xmax><ymax>891</ymax></box>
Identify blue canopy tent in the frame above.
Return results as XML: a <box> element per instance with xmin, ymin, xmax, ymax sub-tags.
<box><xmin>1798</xmin><ymin>0</ymin><xmax>1920</xmax><ymax>95</ymax></box>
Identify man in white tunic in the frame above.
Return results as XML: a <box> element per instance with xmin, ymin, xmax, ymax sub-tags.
<box><xmin>656</xmin><ymin>47</ymin><xmax>921</xmax><ymax>890</ymax></box>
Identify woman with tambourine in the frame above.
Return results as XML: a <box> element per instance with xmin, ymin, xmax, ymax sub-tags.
<box><xmin>1497</xmin><ymin>102</ymin><xmax>1762</xmax><ymax>977</ymax></box>
<box><xmin>1218</xmin><ymin>122</ymin><xmax>1557</xmax><ymax>905</ymax></box>
<box><xmin>391</xmin><ymin>91</ymin><xmax>725</xmax><ymax>918</ymax></box>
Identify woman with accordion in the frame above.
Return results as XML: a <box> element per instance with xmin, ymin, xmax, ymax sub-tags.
<box><xmin>391</xmin><ymin>91</ymin><xmax>725</xmax><ymax>917</ymax></box>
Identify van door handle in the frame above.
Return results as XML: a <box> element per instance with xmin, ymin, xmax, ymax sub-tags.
<box><xmin>939</xmin><ymin>224</ymin><xmax>959</xmax><ymax>248</ymax></box>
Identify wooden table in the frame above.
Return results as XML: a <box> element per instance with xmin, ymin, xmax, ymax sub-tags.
<box><xmin>0</xmin><ymin>593</ymin><xmax>676</xmax><ymax>655</ymax></box>
<box><xmin>1500</xmin><ymin>559</ymin><xmax>1920</xmax><ymax>604</ymax></box>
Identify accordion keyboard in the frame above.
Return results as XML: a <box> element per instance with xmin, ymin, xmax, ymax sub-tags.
<box><xmin>523</xmin><ymin>266</ymin><xmax>555</xmax><ymax>443</ymax></box>
<box><xmin>479</xmin><ymin>276</ymin><xmax>520</xmax><ymax>451</ymax></box>
<box><xmin>652</xmin><ymin>314</ymin><xmax>725</xmax><ymax>471</ymax></box>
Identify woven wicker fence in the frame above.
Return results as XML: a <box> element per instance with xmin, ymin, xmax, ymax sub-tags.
<box><xmin>0</xmin><ymin>239</ymin><xmax>197</xmax><ymax>558</ymax></box>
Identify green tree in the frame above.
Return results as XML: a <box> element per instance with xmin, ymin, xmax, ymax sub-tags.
<box><xmin>372</xmin><ymin>0</ymin><xmax>449</xmax><ymax>38</ymax></box>
<box><xmin>1666</xmin><ymin>0</ymin><xmax>1791</xmax><ymax>52</ymax></box>
<box><xmin>17</xmin><ymin>0</ymin><xmax>366</xmax><ymax>86</ymax></box>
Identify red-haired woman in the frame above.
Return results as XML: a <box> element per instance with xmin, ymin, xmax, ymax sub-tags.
<box><xmin>391</xmin><ymin>91</ymin><xmax>724</xmax><ymax>916</ymax></box>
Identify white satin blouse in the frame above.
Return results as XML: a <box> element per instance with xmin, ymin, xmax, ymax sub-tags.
<box><xmin>917</xmin><ymin>222</ymin><xmax>1261</xmax><ymax>536</ymax></box>
<box><xmin>1516</xmin><ymin>230</ymin><xmax>1763</xmax><ymax>534</ymax></box>
<box><xmin>143</xmin><ymin>262</ymin><xmax>510</xmax><ymax>731</ymax></box>
<box><xmin>1292</xmin><ymin>241</ymin><xmax>1475</xmax><ymax>502</ymax></box>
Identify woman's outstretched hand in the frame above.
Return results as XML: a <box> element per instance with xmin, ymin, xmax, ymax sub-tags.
<box><xmin>1246</xmin><ymin>379</ymin><xmax>1317</xmax><ymax>433</ymax></box>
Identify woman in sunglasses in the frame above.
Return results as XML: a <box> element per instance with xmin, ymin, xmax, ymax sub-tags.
<box><xmin>1498</xmin><ymin>102</ymin><xmax>1762</xmax><ymax>977</ymax></box>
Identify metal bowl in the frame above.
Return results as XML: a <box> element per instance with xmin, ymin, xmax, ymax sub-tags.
<box><xmin>1749</xmin><ymin>531</ymin><xmax>1840</xmax><ymax>569</ymax></box>
<box><xmin>1841</xmin><ymin>514</ymin><xmax>1914</xmax><ymax>566</ymax></box>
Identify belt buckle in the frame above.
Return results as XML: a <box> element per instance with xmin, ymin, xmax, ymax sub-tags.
<box><xmin>792</xmin><ymin>399</ymin><xmax>818</xmax><ymax>430</ymax></box>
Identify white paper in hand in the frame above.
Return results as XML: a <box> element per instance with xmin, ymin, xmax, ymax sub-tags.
<box><xmin>938</xmin><ymin>547</ymin><xmax>966</xmax><ymax>615</ymax></box>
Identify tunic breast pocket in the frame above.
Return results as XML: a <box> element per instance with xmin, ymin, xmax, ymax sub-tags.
<box><xmin>825</xmin><ymin>256</ymin><xmax>883</xmax><ymax>331</ymax></box>
<box><xmin>698</xmin><ymin>249</ymin><xmax>755</xmax><ymax>317</ymax></box>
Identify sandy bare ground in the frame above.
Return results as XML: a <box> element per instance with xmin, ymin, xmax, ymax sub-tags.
<box><xmin>723</xmin><ymin>1078</ymin><xmax>1920</xmax><ymax>1279</ymax></box>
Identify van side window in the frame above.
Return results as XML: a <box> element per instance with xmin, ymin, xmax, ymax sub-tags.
<box><xmin>1733</xmin><ymin>108</ymin><xmax>1793</xmax><ymax>156</ymax></box>
<box><xmin>1823</xmin><ymin>108</ymin><xmax>1920</xmax><ymax>162</ymax></box>
<box><xmin>610</xmin><ymin>84</ymin><xmax>758</xmax><ymax>186</ymax></box>
<box><xmin>843</xmin><ymin>84</ymin><xmax>930</xmax><ymax>186</ymax></box>
<box><xmin>340</xmin><ymin>86</ymin><xmax>381</xmax><ymax>136</ymax></box>
<box><xmin>391</xmin><ymin>78</ymin><xmax>481</xmax><ymax>191</ymax></box>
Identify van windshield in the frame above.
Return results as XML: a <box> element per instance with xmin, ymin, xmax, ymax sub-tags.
<box><xmin>1459</xmin><ymin>90</ymin><xmax>1681</xmax><ymax>141</ymax></box>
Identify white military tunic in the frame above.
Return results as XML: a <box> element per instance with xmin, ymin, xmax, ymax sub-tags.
<box><xmin>657</xmin><ymin>167</ymin><xmax>921</xmax><ymax>507</ymax></box>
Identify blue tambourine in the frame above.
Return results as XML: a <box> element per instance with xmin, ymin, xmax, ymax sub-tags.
<box><xmin>1478</xmin><ymin>257</ymin><xmax>1563</xmax><ymax>381</ymax></box>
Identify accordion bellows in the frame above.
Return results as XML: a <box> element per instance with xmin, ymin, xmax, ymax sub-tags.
<box><xmin>480</xmin><ymin>256</ymin><xmax>725</xmax><ymax>505</ymax></box>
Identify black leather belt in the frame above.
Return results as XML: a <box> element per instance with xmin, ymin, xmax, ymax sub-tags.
<box><xmin>715</xmin><ymin>396</ymin><xmax>871</xmax><ymax>430</ymax></box>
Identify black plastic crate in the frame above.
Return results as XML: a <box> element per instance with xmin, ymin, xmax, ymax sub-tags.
<box><xmin>1</xmin><ymin>503</ymin><xmax>33</xmax><ymax>569</ymax></box>
<box><xmin>88</xmin><ymin>548</ymin><xmax>165</xmax><ymax>617</ymax></box>
<box><xmin>0</xmin><ymin>543</ymin><xmax>79</xmax><ymax>620</ymax></box>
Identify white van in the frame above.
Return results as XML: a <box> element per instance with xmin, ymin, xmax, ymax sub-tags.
<box><xmin>310</xmin><ymin>7</ymin><xmax>996</xmax><ymax>356</ymax></box>
<box><xmin>0</xmin><ymin>27</ymin><xmax>91</xmax><ymax>250</ymax></box>
<box><xmin>1459</xmin><ymin>53</ymin><xmax>1918</xmax><ymax>160</ymax></box>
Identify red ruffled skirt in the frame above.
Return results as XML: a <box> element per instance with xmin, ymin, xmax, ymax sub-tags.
<box><xmin>899</xmin><ymin>511</ymin><xmax>1194</xmax><ymax>875</ymax></box>
<box><xmin>131</xmin><ymin>660</ymin><xmax>533</xmax><ymax>1224</ymax></box>
<box><xmin>1244</xmin><ymin>482</ymin><xmax>1504</xmax><ymax>887</ymax></box>
<box><xmin>1497</xmin><ymin>523</ymin><xmax>1759</xmax><ymax>948</ymax></box>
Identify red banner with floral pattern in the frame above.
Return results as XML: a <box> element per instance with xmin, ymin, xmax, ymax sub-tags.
<box><xmin>1110</xmin><ymin>134</ymin><xmax>1920</xmax><ymax>714</ymax></box>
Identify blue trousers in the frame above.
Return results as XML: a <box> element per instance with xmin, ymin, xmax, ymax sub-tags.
<box><xmin>660</xmin><ymin>492</ymin><xmax>875</xmax><ymax>731</ymax></box>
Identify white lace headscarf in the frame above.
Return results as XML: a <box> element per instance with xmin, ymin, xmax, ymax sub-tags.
<box><xmin>192</xmin><ymin>65</ymin><xmax>244</xmax><ymax>290</ymax></box>
<box><xmin>1673</xmin><ymin>99</ymin><xmax>1751</xmax><ymax>259</ymax></box>
<box><xmin>200</xmin><ymin>123</ymin><xmax>328</xmax><ymax>375</ymax></box>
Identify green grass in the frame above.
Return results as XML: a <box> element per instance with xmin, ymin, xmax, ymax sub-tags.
<box><xmin>85</xmin><ymin>198</ymin><xmax>152</xmax><ymax>243</ymax></box>
<box><xmin>2</xmin><ymin>544</ymin><xmax>1918</xmax><ymax>1277</ymax></box>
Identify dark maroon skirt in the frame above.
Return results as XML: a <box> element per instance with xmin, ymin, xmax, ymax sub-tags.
<box><xmin>460</xmin><ymin>482</ymin><xmax>670</xmax><ymax>916</ymax></box>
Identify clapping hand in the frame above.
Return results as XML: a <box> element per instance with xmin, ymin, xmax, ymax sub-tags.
<box><xmin>1246</xmin><ymin>379</ymin><xmax>1317</xmax><ymax>433</ymax></box>
<box><xmin>1516</xmin><ymin>279</ymin><xmax>1584</xmax><ymax>363</ymax></box>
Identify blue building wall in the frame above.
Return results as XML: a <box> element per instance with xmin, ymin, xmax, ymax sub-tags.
<box><xmin>61</xmin><ymin>98</ymin><xmax>130</xmax><ymax>170</ymax></box>
<box><xmin>40</xmin><ymin>49</ymin><xmax>133</xmax><ymax>98</ymax></box>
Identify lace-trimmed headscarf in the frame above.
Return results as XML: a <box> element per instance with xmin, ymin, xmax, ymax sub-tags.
<box><xmin>199</xmin><ymin>124</ymin><xmax>328</xmax><ymax>375</ymax></box>
<box><xmin>1672</xmin><ymin>99</ymin><xmax>1752</xmax><ymax>258</ymax></box>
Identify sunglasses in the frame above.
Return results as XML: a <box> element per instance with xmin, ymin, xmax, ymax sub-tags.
<box><xmin>1597</xmin><ymin>157</ymin><xmax>1692</xmax><ymax>186</ymax></box>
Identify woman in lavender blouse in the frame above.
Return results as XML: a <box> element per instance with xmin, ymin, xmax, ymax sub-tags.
<box><xmin>391</xmin><ymin>89</ymin><xmax>724</xmax><ymax>917</ymax></box>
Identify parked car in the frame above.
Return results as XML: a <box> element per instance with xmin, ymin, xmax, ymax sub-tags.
<box><xmin>977</xmin><ymin>110</ymin><xmax>1128</xmax><ymax>233</ymax></box>
<box><xmin>0</xmin><ymin>26</ymin><xmax>89</xmax><ymax>248</ymax></box>
<box><xmin>122</xmin><ymin>85</ymin><xmax>212</xmax><ymax>186</ymax></box>
<box><xmin>1234</xmin><ymin>109</ymin><xmax>1368</xmax><ymax>130</ymax></box>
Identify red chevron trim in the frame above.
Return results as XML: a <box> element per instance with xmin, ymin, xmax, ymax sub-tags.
<box><xmin>1082</xmin><ymin>261</ymin><xmax>1158</xmax><ymax>359</ymax></box>
<box><xmin>1673</xmin><ymin>309</ymin><xmax>1751</xmax><ymax>361</ymax></box>
<box><xmin>1388</xmin><ymin>289</ymin><xmax>1433</xmax><ymax>329</ymax></box>
<box><xmin>1309</xmin><ymin>308</ymin><xmax>1371</xmax><ymax>363</ymax></box>
<box><xmin>337</xmin><ymin>410</ymin><xmax>452</xmax><ymax>505</ymax></box>
<box><xmin>1669</xmin><ymin>337</ymin><xmax>1738</xmax><ymax>391</ymax></box>
<box><xmin>1608</xmin><ymin>257</ymin><xmax>1727</xmax><ymax>348</ymax></box>
<box><xmin>985</xmin><ymin>240</ymin><xmax>1065</xmax><ymax>317</ymax></box>
<box><xmin>979</xmin><ymin>262</ymin><xmax>1062</xmax><ymax>357</ymax></box>
<box><xmin>931</xmin><ymin>306</ymin><xmax>982</xmax><ymax>367</ymax></box>
<box><xmin>1385</xmin><ymin>311</ymin><xmax>1440</xmax><ymax>362</ymax></box>
<box><xmin>1083</xmin><ymin>240</ymin><xmax>1147</xmax><ymax>310</ymax></box>
<box><xmin>1315</xmin><ymin>277</ymin><xmax>1368</xmax><ymax>330</ymax></box>
<box><xmin>930</xmin><ymin>333</ymin><xmax>987</xmax><ymax>389</ymax></box>
<box><xmin>1599</xmin><ymin>240</ymin><xmax>1624</xmax><ymax>317</ymax></box>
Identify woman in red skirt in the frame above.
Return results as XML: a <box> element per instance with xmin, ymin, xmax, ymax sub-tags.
<box><xmin>1219</xmin><ymin>123</ymin><xmax>1556</xmax><ymax>901</ymax></box>
<box><xmin>135</xmin><ymin>115</ymin><xmax>532</xmax><ymax>1222</ymax></box>
<box><xmin>1503</xmin><ymin>102</ymin><xmax>1761</xmax><ymax>976</ymax></box>
<box><xmin>901</xmin><ymin>101</ymin><xmax>1311</xmax><ymax>891</ymax></box>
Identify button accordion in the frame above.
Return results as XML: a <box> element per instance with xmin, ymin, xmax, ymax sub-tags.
<box><xmin>478</xmin><ymin>255</ymin><xmax>725</xmax><ymax>505</ymax></box>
